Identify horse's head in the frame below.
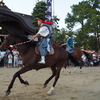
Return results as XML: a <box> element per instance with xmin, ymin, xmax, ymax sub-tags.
<box><xmin>0</xmin><ymin>34</ymin><xmax>16</xmax><ymax>49</ymax></box>
<box><xmin>0</xmin><ymin>32</ymin><xmax>37</xmax><ymax>51</ymax></box>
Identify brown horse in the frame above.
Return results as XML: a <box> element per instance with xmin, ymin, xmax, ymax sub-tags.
<box><xmin>52</xmin><ymin>41</ymin><xmax>92</xmax><ymax>72</ymax></box>
<box><xmin>0</xmin><ymin>32</ymin><xmax>70</xmax><ymax>96</ymax></box>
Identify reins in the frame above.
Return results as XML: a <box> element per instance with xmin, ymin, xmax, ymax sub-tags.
<box><xmin>8</xmin><ymin>40</ymin><xmax>32</xmax><ymax>47</ymax></box>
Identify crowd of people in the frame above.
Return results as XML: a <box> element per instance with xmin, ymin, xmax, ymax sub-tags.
<box><xmin>0</xmin><ymin>47</ymin><xmax>100</xmax><ymax>68</ymax></box>
<box><xmin>0</xmin><ymin>47</ymin><xmax>23</xmax><ymax>68</ymax></box>
<box><xmin>82</xmin><ymin>52</ymin><xmax>100</xmax><ymax>67</ymax></box>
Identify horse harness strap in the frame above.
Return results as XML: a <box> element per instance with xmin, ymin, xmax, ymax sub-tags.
<box><xmin>8</xmin><ymin>40</ymin><xmax>31</xmax><ymax>47</ymax></box>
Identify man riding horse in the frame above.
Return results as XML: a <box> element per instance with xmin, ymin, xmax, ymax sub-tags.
<box><xmin>30</xmin><ymin>18</ymin><xmax>53</xmax><ymax>64</ymax></box>
<box><xmin>61</xmin><ymin>35</ymin><xmax>74</xmax><ymax>54</ymax></box>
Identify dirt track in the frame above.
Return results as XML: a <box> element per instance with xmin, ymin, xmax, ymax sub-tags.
<box><xmin>0</xmin><ymin>67</ymin><xmax>100</xmax><ymax>100</ymax></box>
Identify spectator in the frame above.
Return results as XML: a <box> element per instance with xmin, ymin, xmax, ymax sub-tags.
<box><xmin>18</xmin><ymin>55</ymin><xmax>23</xmax><ymax>68</ymax></box>
<box><xmin>1</xmin><ymin>50</ymin><xmax>7</xmax><ymax>67</ymax></box>
<box><xmin>13</xmin><ymin>48</ymin><xmax>19</xmax><ymax>68</ymax></box>
<box><xmin>8</xmin><ymin>52</ymin><xmax>13</xmax><ymax>68</ymax></box>
<box><xmin>92</xmin><ymin>52</ymin><xmax>97</xmax><ymax>66</ymax></box>
<box><xmin>81</xmin><ymin>54</ymin><xmax>87</xmax><ymax>66</ymax></box>
<box><xmin>3</xmin><ymin>53</ymin><xmax>8</xmax><ymax>68</ymax></box>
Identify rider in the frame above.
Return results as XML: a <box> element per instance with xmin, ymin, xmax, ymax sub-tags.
<box><xmin>30</xmin><ymin>18</ymin><xmax>53</xmax><ymax>64</ymax></box>
<box><xmin>61</xmin><ymin>35</ymin><xmax>74</xmax><ymax>53</ymax></box>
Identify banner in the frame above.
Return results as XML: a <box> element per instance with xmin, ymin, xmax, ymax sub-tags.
<box><xmin>47</xmin><ymin>0</ymin><xmax>52</xmax><ymax>21</ymax></box>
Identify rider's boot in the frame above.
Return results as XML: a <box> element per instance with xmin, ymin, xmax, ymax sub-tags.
<box><xmin>38</xmin><ymin>56</ymin><xmax>45</xmax><ymax>64</ymax></box>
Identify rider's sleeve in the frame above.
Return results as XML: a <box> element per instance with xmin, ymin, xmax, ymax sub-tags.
<box><xmin>38</xmin><ymin>26</ymin><xmax>49</xmax><ymax>37</ymax></box>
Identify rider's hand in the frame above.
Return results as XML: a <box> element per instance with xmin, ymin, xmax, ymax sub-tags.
<box><xmin>61</xmin><ymin>44</ymin><xmax>64</xmax><ymax>46</ymax></box>
<box><xmin>30</xmin><ymin>36</ymin><xmax>35</xmax><ymax>41</ymax></box>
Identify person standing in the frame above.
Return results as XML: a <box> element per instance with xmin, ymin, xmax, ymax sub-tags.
<box><xmin>30</xmin><ymin>18</ymin><xmax>53</xmax><ymax>64</ymax></box>
<box><xmin>8</xmin><ymin>52</ymin><xmax>13</xmax><ymax>68</ymax></box>
<box><xmin>3</xmin><ymin>53</ymin><xmax>8</xmax><ymax>68</ymax></box>
<box><xmin>18</xmin><ymin>55</ymin><xmax>23</xmax><ymax>68</ymax></box>
<box><xmin>13</xmin><ymin>48</ymin><xmax>19</xmax><ymax>68</ymax></box>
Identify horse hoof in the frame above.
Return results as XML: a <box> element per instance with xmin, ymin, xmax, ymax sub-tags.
<box><xmin>62</xmin><ymin>69</ymin><xmax>64</xmax><ymax>72</ymax></box>
<box><xmin>80</xmin><ymin>71</ymin><xmax>82</xmax><ymax>72</ymax></box>
<box><xmin>74</xmin><ymin>71</ymin><xmax>76</xmax><ymax>73</ymax></box>
<box><xmin>47</xmin><ymin>91</ymin><xmax>51</xmax><ymax>95</ymax></box>
<box><xmin>69</xmin><ymin>71</ymin><xmax>71</xmax><ymax>74</ymax></box>
<box><xmin>43</xmin><ymin>84</ymin><xmax>47</xmax><ymax>88</ymax></box>
<box><xmin>25</xmin><ymin>81</ymin><xmax>29</xmax><ymax>85</ymax></box>
<box><xmin>5</xmin><ymin>91</ymin><xmax>10</xmax><ymax>96</ymax></box>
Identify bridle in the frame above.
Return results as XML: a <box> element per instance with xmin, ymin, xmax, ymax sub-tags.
<box><xmin>10</xmin><ymin>40</ymin><xmax>32</xmax><ymax>47</ymax></box>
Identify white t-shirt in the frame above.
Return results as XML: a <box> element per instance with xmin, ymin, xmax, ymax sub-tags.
<box><xmin>8</xmin><ymin>54</ymin><xmax>13</xmax><ymax>63</ymax></box>
<box><xmin>38</xmin><ymin>26</ymin><xmax>49</xmax><ymax>37</ymax></box>
<box><xmin>93</xmin><ymin>54</ymin><xmax>96</xmax><ymax>57</ymax></box>
<box><xmin>13</xmin><ymin>51</ymin><xmax>19</xmax><ymax>58</ymax></box>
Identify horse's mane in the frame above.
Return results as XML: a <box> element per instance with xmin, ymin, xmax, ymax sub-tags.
<box><xmin>10</xmin><ymin>32</ymin><xmax>37</xmax><ymax>46</ymax></box>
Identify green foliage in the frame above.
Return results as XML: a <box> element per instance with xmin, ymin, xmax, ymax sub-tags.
<box><xmin>53</xmin><ymin>28</ymin><xmax>75</xmax><ymax>44</ymax></box>
<box><xmin>64</xmin><ymin>0</ymin><xmax>100</xmax><ymax>51</ymax></box>
<box><xmin>52</xmin><ymin>28</ymin><xmax>67</xmax><ymax>44</ymax></box>
<box><xmin>52</xmin><ymin>15</ymin><xmax>60</xmax><ymax>38</ymax></box>
<box><xmin>32</xmin><ymin>1</ymin><xmax>48</xmax><ymax>27</ymax></box>
<box><xmin>88</xmin><ymin>35</ymin><xmax>98</xmax><ymax>50</ymax></box>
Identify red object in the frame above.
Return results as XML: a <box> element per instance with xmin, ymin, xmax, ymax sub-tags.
<box><xmin>7</xmin><ymin>46</ymin><xmax>14</xmax><ymax>50</ymax></box>
<box><xmin>38</xmin><ymin>19</ymin><xmax>53</xmax><ymax>25</ymax></box>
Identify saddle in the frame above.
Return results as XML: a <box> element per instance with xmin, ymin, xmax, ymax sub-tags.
<box><xmin>35</xmin><ymin>45</ymin><xmax>54</xmax><ymax>55</ymax></box>
<box><xmin>70</xmin><ymin>51</ymin><xmax>75</xmax><ymax>55</ymax></box>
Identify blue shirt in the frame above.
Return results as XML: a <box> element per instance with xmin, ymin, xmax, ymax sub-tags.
<box><xmin>66</xmin><ymin>37</ymin><xmax>74</xmax><ymax>48</ymax></box>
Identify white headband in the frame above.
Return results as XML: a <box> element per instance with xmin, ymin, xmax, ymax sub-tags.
<box><xmin>66</xmin><ymin>35</ymin><xmax>69</xmax><ymax>37</ymax></box>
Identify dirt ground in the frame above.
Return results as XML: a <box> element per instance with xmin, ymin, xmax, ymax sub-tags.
<box><xmin>0</xmin><ymin>66</ymin><xmax>100</xmax><ymax>100</ymax></box>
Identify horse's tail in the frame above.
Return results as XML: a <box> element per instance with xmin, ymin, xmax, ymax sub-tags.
<box><xmin>68</xmin><ymin>53</ymin><xmax>82</xmax><ymax>67</ymax></box>
<box><xmin>82</xmin><ymin>51</ymin><xmax>93</xmax><ymax>61</ymax></box>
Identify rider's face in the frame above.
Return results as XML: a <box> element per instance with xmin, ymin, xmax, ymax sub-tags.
<box><xmin>38</xmin><ymin>20</ymin><xmax>42</xmax><ymax>26</ymax></box>
<box><xmin>65</xmin><ymin>36</ymin><xmax>68</xmax><ymax>39</ymax></box>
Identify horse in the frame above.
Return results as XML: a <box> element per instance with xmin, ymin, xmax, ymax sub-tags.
<box><xmin>52</xmin><ymin>41</ymin><xmax>92</xmax><ymax>73</ymax></box>
<box><xmin>0</xmin><ymin>32</ymin><xmax>71</xmax><ymax>96</ymax></box>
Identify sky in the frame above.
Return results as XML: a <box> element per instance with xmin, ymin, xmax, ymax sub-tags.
<box><xmin>3</xmin><ymin>0</ymin><xmax>83</xmax><ymax>29</ymax></box>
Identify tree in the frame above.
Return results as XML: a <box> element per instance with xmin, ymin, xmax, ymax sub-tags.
<box><xmin>53</xmin><ymin>28</ymin><xmax>75</xmax><ymax>45</ymax></box>
<box><xmin>85</xmin><ymin>0</ymin><xmax>100</xmax><ymax>51</ymax></box>
<box><xmin>88</xmin><ymin>35</ymin><xmax>97</xmax><ymax>50</ymax></box>
<box><xmin>32</xmin><ymin>1</ymin><xmax>48</xmax><ymax>27</ymax></box>
<box><xmin>65</xmin><ymin>0</ymin><xmax>100</xmax><ymax>51</ymax></box>
<box><xmin>52</xmin><ymin>15</ymin><xmax>60</xmax><ymax>41</ymax></box>
<box><xmin>65</xmin><ymin>1</ymin><xmax>90</xmax><ymax>49</ymax></box>
<box><xmin>53</xmin><ymin>28</ymin><xmax>67</xmax><ymax>44</ymax></box>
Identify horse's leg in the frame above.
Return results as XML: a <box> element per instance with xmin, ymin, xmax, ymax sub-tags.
<box><xmin>73</xmin><ymin>65</ymin><xmax>77</xmax><ymax>73</ymax></box>
<box><xmin>62</xmin><ymin>61</ymin><xmax>71</xmax><ymax>73</ymax></box>
<box><xmin>5</xmin><ymin>66</ymin><xmax>31</xmax><ymax>96</ymax></box>
<box><xmin>66</xmin><ymin>68</ymin><xmax>71</xmax><ymax>73</ymax></box>
<box><xmin>61</xmin><ymin>67</ymin><xmax>65</xmax><ymax>72</ymax></box>
<box><xmin>47</xmin><ymin>64</ymin><xmax>62</xmax><ymax>95</ymax></box>
<box><xmin>73</xmin><ymin>59</ymin><xmax>83</xmax><ymax>73</ymax></box>
<box><xmin>43</xmin><ymin>66</ymin><xmax>56</xmax><ymax>88</ymax></box>
<box><xmin>18</xmin><ymin>75</ymin><xmax>29</xmax><ymax>85</ymax></box>
<box><xmin>79</xmin><ymin>59</ymin><xmax>84</xmax><ymax>72</ymax></box>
